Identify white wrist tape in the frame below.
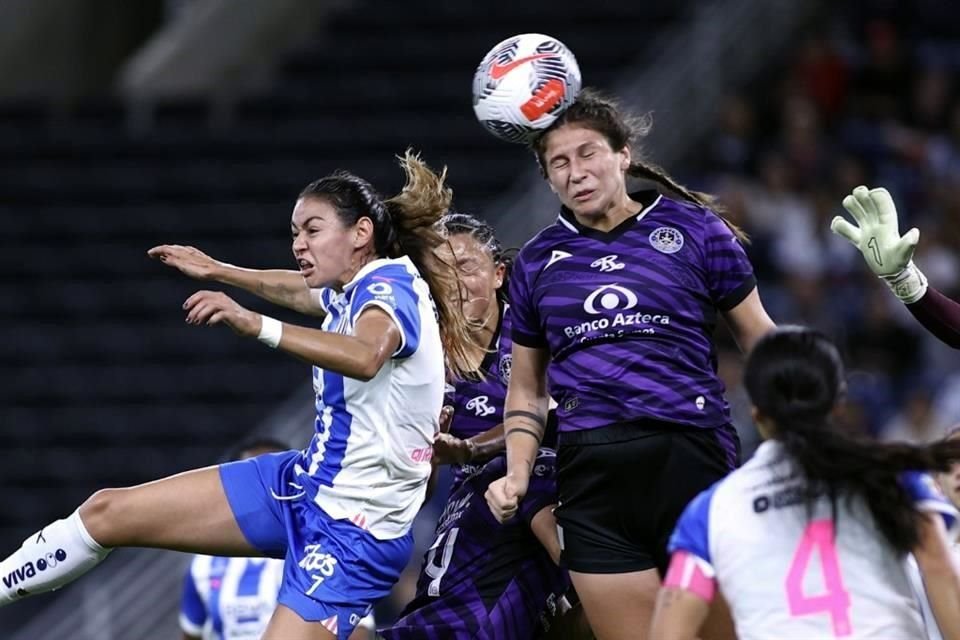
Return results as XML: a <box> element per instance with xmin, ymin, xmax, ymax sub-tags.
<box><xmin>880</xmin><ymin>261</ymin><xmax>928</xmax><ymax>304</ymax></box>
<box><xmin>257</xmin><ymin>315</ymin><xmax>283</xmax><ymax>348</ymax></box>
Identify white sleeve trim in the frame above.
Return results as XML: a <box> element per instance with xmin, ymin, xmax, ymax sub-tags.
<box><xmin>353</xmin><ymin>300</ymin><xmax>411</xmax><ymax>357</ymax></box>
<box><xmin>917</xmin><ymin>499</ymin><xmax>960</xmax><ymax>541</ymax></box>
<box><xmin>179</xmin><ymin>612</ymin><xmax>204</xmax><ymax>636</ymax></box>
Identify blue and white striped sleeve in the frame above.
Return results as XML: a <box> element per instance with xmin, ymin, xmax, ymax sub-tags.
<box><xmin>664</xmin><ymin>482</ymin><xmax>719</xmax><ymax>601</ymax></box>
<box><xmin>351</xmin><ymin>266</ymin><xmax>422</xmax><ymax>358</ymax></box>
<box><xmin>668</xmin><ymin>482</ymin><xmax>719</xmax><ymax>563</ymax></box>
<box><xmin>179</xmin><ymin>559</ymin><xmax>207</xmax><ymax>637</ymax></box>
<box><xmin>901</xmin><ymin>471</ymin><xmax>959</xmax><ymax>538</ymax></box>
<box><xmin>309</xmin><ymin>287</ymin><xmax>336</xmax><ymax>314</ymax></box>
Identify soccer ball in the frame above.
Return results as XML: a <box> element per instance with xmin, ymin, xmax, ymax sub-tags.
<box><xmin>472</xmin><ymin>33</ymin><xmax>582</xmax><ymax>144</ymax></box>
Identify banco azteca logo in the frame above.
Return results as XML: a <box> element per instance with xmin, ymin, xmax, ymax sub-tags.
<box><xmin>583</xmin><ymin>284</ymin><xmax>638</xmax><ymax>315</ymax></box>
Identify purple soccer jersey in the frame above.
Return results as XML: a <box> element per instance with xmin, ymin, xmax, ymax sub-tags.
<box><xmin>380</xmin><ymin>450</ymin><xmax>568</xmax><ymax>640</ymax></box>
<box><xmin>510</xmin><ymin>192</ymin><xmax>756</xmax><ymax>435</ymax></box>
<box><xmin>444</xmin><ymin>304</ymin><xmax>513</xmax><ymax>488</ymax></box>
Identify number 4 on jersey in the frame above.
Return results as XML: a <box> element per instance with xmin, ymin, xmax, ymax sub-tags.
<box><xmin>785</xmin><ymin>519</ymin><xmax>852</xmax><ymax>637</ymax></box>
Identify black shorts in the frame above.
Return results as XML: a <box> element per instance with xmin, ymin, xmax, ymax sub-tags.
<box><xmin>554</xmin><ymin>420</ymin><xmax>739</xmax><ymax>576</ymax></box>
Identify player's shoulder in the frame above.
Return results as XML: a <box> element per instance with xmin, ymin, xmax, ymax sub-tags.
<box><xmin>654</xmin><ymin>193</ymin><xmax>708</xmax><ymax>215</ymax></box>
<box><xmin>517</xmin><ymin>221</ymin><xmax>576</xmax><ymax>264</ymax></box>
<box><xmin>709</xmin><ymin>441</ymin><xmax>794</xmax><ymax>512</ymax></box>
<box><xmin>356</xmin><ymin>256</ymin><xmax>419</xmax><ymax>284</ymax></box>
<box><xmin>649</xmin><ymin>194</ymin><xmax>722</xmax><ymax>234</ymax></box>
<box><xmin>347</xmin><ymin>257</ymin><xmax>423</xmax><ymax>307</ymax></box>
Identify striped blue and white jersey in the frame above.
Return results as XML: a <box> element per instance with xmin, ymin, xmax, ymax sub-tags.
<box><xmin>300</xmin><ymin>256</ymin><xmax>444</xmax><ymax>540</ymax></box>
<box><xmin>180</xmin><ymin>556</ymin><xmax>283</xmax><ymax>640</ymax></box>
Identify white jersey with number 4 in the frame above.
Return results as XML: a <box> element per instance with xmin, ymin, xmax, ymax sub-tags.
<box><xmin>669</xmin><ymin>440</ymin><xmax>959</xmax><ymax>640</ymax></box>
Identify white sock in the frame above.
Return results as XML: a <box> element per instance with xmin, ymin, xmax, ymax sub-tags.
<box><xmin>0</xmin><ymin>510</ymin><xmax>111</xmax><ymax>605</ymax></box>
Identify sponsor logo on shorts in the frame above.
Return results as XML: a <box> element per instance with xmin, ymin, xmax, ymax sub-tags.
<box><xmin>299</xmin><ymin>544</ymin><xmax>338</xmax><ymax>596</ymax></box>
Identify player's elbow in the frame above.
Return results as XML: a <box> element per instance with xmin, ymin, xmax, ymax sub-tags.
<box><xmin>349</xmin><ymin>364</ymin><xmax>377</xmax><ymax>382</ymax></box>
<box><xmin>351</xmin><ymin>350</ymin><xmax>389</xmax><ymax>381</ymax></box>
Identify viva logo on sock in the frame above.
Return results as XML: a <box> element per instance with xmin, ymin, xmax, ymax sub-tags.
<box><xmin>3</xmin><ymin>549</ymin><xmax>67</xmax><ymax>589</ymax></box>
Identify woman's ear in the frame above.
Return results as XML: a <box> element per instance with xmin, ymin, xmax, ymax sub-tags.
<box><xmin>354</xmin><ymin>217</ymin><xmax>375</xmax><ymax>249</ymax></box>
<box><xmin>494</xmin><ymin>262</ymin><xmax>506</xmax><ymax>289</ymax></box>
<box><xmin>620</xmin><ymin>145</ymin><xmax>632</xmax><ymax>173</ymax></box>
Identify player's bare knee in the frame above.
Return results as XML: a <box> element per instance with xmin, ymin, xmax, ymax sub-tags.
<box><xmin>78</xmin><ymin>488</ymin><xmax>129</xmax><ymax>546</ymax></box>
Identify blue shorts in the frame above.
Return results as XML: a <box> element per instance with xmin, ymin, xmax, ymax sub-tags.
<box><xmin>220</xmin><ymin>450</ymin><xmax>413</xmax><ymax>639</ymax></box>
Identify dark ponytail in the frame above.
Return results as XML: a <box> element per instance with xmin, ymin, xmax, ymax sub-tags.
<box><xmin>530</xmin><ymin>88</ymin><xmax>748</xmax><ymax>243</ymax></box>
<box><xmin>744</xmin><ymin>326</ymin><xmax>960</xmax><ymax>554</ymax></box>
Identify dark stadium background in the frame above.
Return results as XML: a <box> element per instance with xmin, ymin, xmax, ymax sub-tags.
<box><xmin>2</xmin><ymin>0</ymin><xmax>959</xmax><ymax>636</ymax></box>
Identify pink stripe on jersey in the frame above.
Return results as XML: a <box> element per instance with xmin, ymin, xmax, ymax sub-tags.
<box><xmin>664</xmin><ymin>550</ymin><xmax>716</xmax><ymax>602</ymax></box>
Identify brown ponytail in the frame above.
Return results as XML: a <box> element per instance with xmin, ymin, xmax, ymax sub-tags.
<box><xmin>384</xmin><ymin>151</ymin><xmax>477</xmax><ymax>379</ymax></box>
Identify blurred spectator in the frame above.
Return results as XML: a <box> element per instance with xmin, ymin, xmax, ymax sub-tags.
<box><xmin>845</xmin><ymin>287</ymin><xmax>922</xmax><ymax>377</ymax></box>
<box><xmin>791</xmin><ymin>34</ymin><xmax>849</xmax><ymax>120</ymax></box>
<box><xmin>881</xmin><ymin>388</ymin><xmax>950</xmax><ymax>444</ymax></box>
<box><xmin>906</xmin><ymin>67</ymin><xmax>954</xmax><ymax>133</ymax></box>
<box><xmin>926</xmin><ymin>101</ymin><xmax>960</xmax><ymax>180</ymax></box>
<box><xmin>696</xmin><ymin>5</ymin><xmax>960</xmax><ymax>444</ymax></box>
<box><xmin>849</xmin><ymin>20</ymin><xmax>911</xmax><ymax>122</ymax></box>
<box><xmin>707</xmin><ymin>95</ymin><xmax>756</xmax><ymax>174</ymax></box>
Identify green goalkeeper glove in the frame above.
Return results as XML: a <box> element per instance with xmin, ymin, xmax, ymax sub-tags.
<box><xmin>830</xmin><ymin>185</ymin><xmax>928</xmax><ymax>304</ymax></box>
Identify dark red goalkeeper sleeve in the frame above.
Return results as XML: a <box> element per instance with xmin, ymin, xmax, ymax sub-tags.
<box><xmin>907</xmin><ymin>286</ymin><xmax>960</xmax><ymax>349</ymax></box>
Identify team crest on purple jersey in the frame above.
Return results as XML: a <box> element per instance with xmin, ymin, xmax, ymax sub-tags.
<box><xmin>498</xmin><ymin>353</ymin><xmax>512</xmax><ymax>384</ymax></box>
<box><xmin>649</xmin><ymin>226</ymin><xmax>685</xmax><ymax>254</ymax></box>
<box><xmin>508</xmin><ymin>192</ymin><xmax>755</xmax><ymax>455</ymax></box>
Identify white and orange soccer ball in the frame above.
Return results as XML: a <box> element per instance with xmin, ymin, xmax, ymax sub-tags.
<box><xmin>472</xmin><ymin>33</ymin><xmax>582</xmax><ymax>144</ymax></box>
